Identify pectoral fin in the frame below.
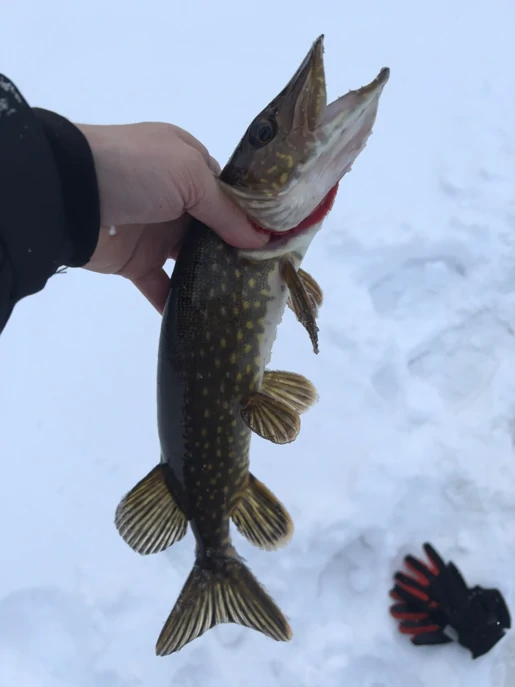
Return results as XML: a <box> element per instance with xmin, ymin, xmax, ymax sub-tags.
<box><xmin>241</xmin><ymin>392</ymin><xmax>300</xmax><ymax>444</ymax></box>
<box><xmin>262</xmin><ymin>370</ymin><xmax>318</xmax><ymax>414</ymax></box>
<box><xmin>287</xmin><ymin>268</ymin><xmax>323</xmax><ymax>315</ymax></box>
<box><xmin>281</xmin><ymin>259</ymin><xmax>319</xmax><ymax>354</ymax></box>
<box><xmin>231</xmin><ymin>473</ymin><xmax>293</xmax><ymax>550</ymax></box>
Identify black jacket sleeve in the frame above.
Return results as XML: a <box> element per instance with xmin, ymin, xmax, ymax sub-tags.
<box><xmin>0</xmin><ymin>74</ymin><xmax>100</xmax><ymax>335</ymax></box>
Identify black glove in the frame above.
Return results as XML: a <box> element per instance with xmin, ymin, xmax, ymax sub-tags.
<box><xmin>389</xmin><ymin>542</ymin><xmax>511</xmax><ymax>659</ymax></box>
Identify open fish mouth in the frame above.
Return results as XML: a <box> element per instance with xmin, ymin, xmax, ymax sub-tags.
<box><xmin>219</xmin><ymin>35</ymin><xmax>390</xmax><ymax>240</ymax></box>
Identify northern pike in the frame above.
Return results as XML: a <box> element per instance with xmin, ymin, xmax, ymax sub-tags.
<box><xmin>115</xmin><ymin>35</ymin><xmax>389</xmax><ymax>655</ymax></box>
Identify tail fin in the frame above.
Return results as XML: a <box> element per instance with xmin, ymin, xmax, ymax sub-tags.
<box><xmin>155</xmin><ymin>553</ymin><xmax>292</xmax><ymax>655</ymax></box>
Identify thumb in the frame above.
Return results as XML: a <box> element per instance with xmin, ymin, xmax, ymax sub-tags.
<box><xmin>187</xmin><ymin>164</ymin><xmax>269</xmax><ymax>250</ymax></box>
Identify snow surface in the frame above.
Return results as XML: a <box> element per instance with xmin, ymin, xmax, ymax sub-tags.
<box><xmin>1</xmin><ymin>0</ymin><xmax>515</xmax><ymax>685</ymax></box>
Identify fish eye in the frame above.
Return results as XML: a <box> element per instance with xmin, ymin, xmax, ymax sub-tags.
<box><xmin>248</xmin><ymin>118</ymin><xmax>277</xmax><ymax>147</ymax></box>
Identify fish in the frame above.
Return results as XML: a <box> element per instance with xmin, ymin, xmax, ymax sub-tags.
<box><xmin>114</xmin><ymin>34</ymin><xmax>389</xmax><ymax>656</ymax></box>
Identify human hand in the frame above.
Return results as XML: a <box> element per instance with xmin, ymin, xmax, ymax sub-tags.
<box><xmin>77</xmin><ymin>122</ymin><xmax>268</xmax><ymax>313</ymax></box>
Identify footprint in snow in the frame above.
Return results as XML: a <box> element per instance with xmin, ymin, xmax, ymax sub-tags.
<box><xmin>367</xmin><ymin>246</ymin><xmax>469</xmax><ymax>319</ymax></box>
<box><xmin>0</xmin><ymin>586</ymin><xmax>104</xmax><ymax>685</ymax></box>
<box><xmin>317</xmin><ymin>528</ymin><xmax>385</xmax><ymax>615</ymax></box>
<box><xmin>407</xmin><ymin>310</ymin><xmax>514</xmax><ymax>411</ymax></box>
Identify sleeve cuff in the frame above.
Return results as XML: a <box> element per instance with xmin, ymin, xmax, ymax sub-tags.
<box><xmin>33</xmin><ymin>107</ymin><xmax>101</xmax><ymax>268</ymax></box>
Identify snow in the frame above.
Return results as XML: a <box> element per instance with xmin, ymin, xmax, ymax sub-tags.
<box><xmin>1</xmin><ymin>0</ymin><xmax>514</xmax><ymax>685</ymax></box>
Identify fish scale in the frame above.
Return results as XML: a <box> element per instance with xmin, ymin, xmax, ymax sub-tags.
<box><xmin>113</xmin><ymin>34</ymin><xmax>389</xmax><ymax>657</ymax></box>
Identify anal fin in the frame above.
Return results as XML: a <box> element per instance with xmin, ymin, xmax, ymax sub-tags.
<box><xmin>241</xmin><ymin>392</ymin><xmax>300</xmax><ymax>444</ymax></box>
<box><xmin>231</xmin><ymin>473</ymin><xmax>293</xmax><ymax>551</ymax></box>
<box><xmin>262</xmin><ymin>370</ymin><xmax>318</xmax><ymax>414</ymax></box>
<box><xmin>115</xmin><ymin>464</ymin><xmax>188</xmax><ymax>555</ymax></box>
<box><xmin>281</xmin><ymin>259</ymin><xmax>319</xmax><ymax>354</ymax></box>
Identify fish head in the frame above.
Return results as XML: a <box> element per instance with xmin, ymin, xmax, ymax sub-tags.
<box><xmin>219</xmin><ymin>35</ymin><xmax>389</xmax><ymax>259</ymax></box>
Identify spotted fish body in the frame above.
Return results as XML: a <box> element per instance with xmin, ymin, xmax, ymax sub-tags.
<box><xmin>158</xmin><ymin>220</ymin><xmax>294</xmax><ymax>550</ymax></box>
<box><xmin>114</xmin><ymin>34</ymin><xmax>389</xmax><ymax>656</ymax></box>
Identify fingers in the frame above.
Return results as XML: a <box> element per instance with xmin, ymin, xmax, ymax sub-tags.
<box><xmin>132</xmin><ymin>268</ymin><xmax>171</xmax><ymax>315</ymax></box>
<box><xmin>411</xmin><ymin>630</ymin><xmax>453</xmax><ymax>646</ymax></box>
<box><xmin>423</xmin><ymin>543</ymin><xmax>447</xmax><ymax>576</ymax></box>
<box><xmin>184</xmin><ymin>152</ymin><xmax>269</xmax><ymax>251</ymax></box>
<box><xmin>208</xmin><ymin>155</ymin><xmax>222</xmax><ymax>176</ymax></box>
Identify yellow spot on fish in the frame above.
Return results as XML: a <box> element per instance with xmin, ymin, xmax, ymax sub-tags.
<box><xmin>243</xmin><ymin>343</ymin><xmax>252</xmax><ymax>354</ymax></box>
<box><xmin>201</xmin><ymin>428</ymin><xmax>207</xmax><ymax>437</ymax></box>
<box><xmin>245</xmin><ymin>364</ymin><xmax>252</xmax><ymax>374</ymax></box>
<box><xmin>220</xmin><ymin>338</ymin><xmax>227</xmax><ymax>349</ymax></box>
<box><xmin>261</xmin><ymin>288</ymin><xmax>271</xmax><ymax>296</ymax></box>
<box><xmin>235</xmin><ymin>269</ymin><xmax>241</xmax><ymax>278</ymax></box>
<box><xmin>231</xmin><ymin>419</ymin><xmax>236</xmax><ymax>428</ymax></box>
<box><xmin>248</xmin><ymin>278</ymin><xmax>256</xmax><ymax>288</ymax></box>
<box><xmin>209</xmin><ymin>288</ymin><xmax>215</xmax><ymax>298</ymax></box>
<box><xmin>280</xmin><ymin>172</ymin><xmax>289</xmax><ymax>185</ymax></box>
<box><xmin>202</xmin><ymin>388</ymin><xmax>208</xmax><ymax>396</ymax></box>
<box><xmin>221</xmin><ymin>283</ymin><xmax>227</xmax><ymax>293</ymax></box>
<box><xmin>214</xmin><ymin>358</ymin><xmax>221</xmax><ymax>368</ymax></box>
<box><xmin>259</xmin><ymin>178</ymin><xmax>268</xmax><ymax>184</ymax></box>
<box><xmin>254</xmin><ymin>356</ymin><xmax>261</xmax><ymax>366</ymax></box>
<box><xmin>266</xmin><ymin>165</ymin><xmax>278</xmax><ymax>174</ymax></box>
<box><xmin>199</xmin><ymin>349</ymin><xmax>205</xmax><ymax>357</ymax></box>
<box><xmin>217</xmin><ymin>426</ymin><xmax>223</xmax><ymax>434</ymax></box>
<box><xmin>216</xmin><ymin>449</ymin><xmax>222</xmax><ymax>457</ymax></box>
<box><xmin>228</xmin><ymin>436</ymin><xmax>233</xmax><ymax>444</ymax></box>
<box><xmin>228</xmin><ymin>467</ymin><xmax>234</xmax><ymax>475</ymax></box>
<box><xmin>236</xmin><ymin>372</ymin><xmax>242</xmax><ymax>382</ymax></box>
<box><xmin>253</xmin><ymin>301</ymin><xmax>261</xmax><ymax>308</ymax></box>
<box><xmin>204</xmin><ymin>443</ymin><xmax>210</xmax><ymax>450</ymax></box>
<box><xmin>207</xmin><ymin>462</ymin><xmax>213</xmax><ymax>470</ymax></box>
<box><xmin>211</xmin><ymin>263</ymin><xmax>219</xmax><ymax>272</ymax></box>
<box><xmin>233</xmin><ymin>307</ymin><xmax>239</xmax><ymax>316</ymax></box>
<box><xmin>276</xmin><ymin>152</ymin><xmax>295</xmax><ymax>168</ymax></box>
<box><xmin>243</xmin><ymin>301</ymin><xmax>250</xmax><ymax>310</ymax></box>
<box><xmin>245</xmin><ymin>321</ymin><xmax>253</xmax><ymax>330</ymax></box>
<box><xmin>220</xmin><ymin>306</ymin><xmax>227</xmax><ymax>316</ymax></box>
<box><xmin>236</xmin><ymin>330</ymin><xmax>243</xmax><ymax>341</ymax></box>
<box><xmin>204</xmin><ymin>409</ymin><xmax>210</xmax><ymax>418</ymax></box>
<box><xmin>230</xmin><ymin>353</ymin><xmax>237</xmax><ymax>364</ymax></box>
<box><xmin>257</xmin><ymin>317</ymin><xmax>266</xmax><ymax>327</ymax></box>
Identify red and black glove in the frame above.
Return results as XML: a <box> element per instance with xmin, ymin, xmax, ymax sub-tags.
<box><xmin>389</xmin><ymin>542</ymin><xmax>511</xmax><ymax>659</ymax></box>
